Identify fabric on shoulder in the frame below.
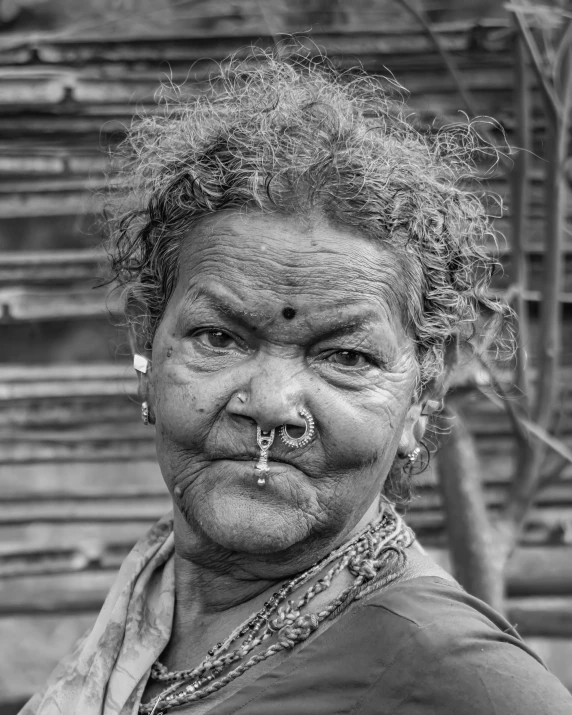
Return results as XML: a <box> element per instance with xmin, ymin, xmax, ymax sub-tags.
<box><xmin>18</xmin><ymin>516</ymin><xmax>572</xmax><ymax>715</ymax></box>
<box><xmin>18</xmin><ymin>514</ymin><xmax>175</xmax><ymax>715</ymax></box>
<box><xmin>205</xmin><ymin>577</ymin><xmax>572</xmax><ymax>715</ymax></box>
<box><xmin>352</xmin><ymin>577</ymin><xmax>572</xmax><ymax>715</ymax></box>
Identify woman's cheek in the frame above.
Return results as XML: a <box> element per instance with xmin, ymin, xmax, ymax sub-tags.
<box><xmin>322</xmin><ymin>383</ymin><xmax>411</xmax><ymax>469</ymax></box>
<box><xmin>153</xmin><ymin>372</ymin><xmax>210</xmax><ymax>449</ymax></box>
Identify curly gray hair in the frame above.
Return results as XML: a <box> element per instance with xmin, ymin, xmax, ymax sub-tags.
<box><xmin>108</xmin><ymin>46</ymin><xmax>505</xmax><ymax>397</ymax></box>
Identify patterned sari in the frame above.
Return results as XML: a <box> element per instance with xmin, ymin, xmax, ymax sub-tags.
<box><xmin>20</xmin><ymin>514</ymin><xmax>176</xmax><ymax>715</ymax></box>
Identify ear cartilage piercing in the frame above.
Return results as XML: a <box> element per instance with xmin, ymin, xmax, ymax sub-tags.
<box><xmin>407</xmin><ymin>446</ymin><xmax>421</xmax><ymax>464</ymax></box>
<box><xmin>421</xmin><ymin>399</ymin><xmax>443</xmax><ymax>417</ymax></box>
<box><xmin>279</xmin><ymin>408</ymin><xmax>315</xmax><ymax>448</ymax></box>
<box><xmin>134</xmin><ymin>354</ymin><xmax>150</xmax><ymax>373</ymax></box>
<box><xmin>255</xmin><ymin>427</ymin><xmax>275</xmax><ymax>487</ymax></box>
<box><xmin>141</xmin><ymin>401</ymin><xmax>150</xmax><ymax>426</ymax></box>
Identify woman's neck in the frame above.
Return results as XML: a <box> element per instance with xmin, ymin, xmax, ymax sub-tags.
<box><xmin>171</xmin><ymin>496</ymin><xmax>382</xmax><ymax>618</ymax></box>
<box><xmin>174</xmin><ymin>554</ymin><xmax>281</xmax><ymax>617</ymax></box>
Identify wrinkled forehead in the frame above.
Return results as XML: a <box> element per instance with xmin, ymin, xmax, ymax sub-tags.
<box><xmin>174</xmin><ymin>211</ymin><xmax>413</xmax><ymax>324</ymax></box>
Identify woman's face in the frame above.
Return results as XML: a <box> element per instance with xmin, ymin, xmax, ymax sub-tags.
<box><xmin>146</xmin><ymin>211</ymin><xmax>421</xmax><ymax>566</ymax></box>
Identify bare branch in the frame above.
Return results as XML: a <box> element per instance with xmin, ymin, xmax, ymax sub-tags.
<box><xmin>435</xmin><ymin>399</ymin><xmax>506</xmax><ymax>611</ymax></box>
<box><xmin>553</xmin><ymin>20</ymin><xmax>572</xmax><ymax>92</ymax></box>
<box><xmin>392</xmin><ymin>0</ymin><xmax>480</xmax><ymax>119</ymax></box>
<box><xmin>493</xmin><ymin>9</ymin><xmax>572</xmax><ymax>533</ymax></box>
<box><xmin>510</xmin><ymin>20</ymin><xmax>532</xmax><ymax>407</ymax></box>
<box><xmin>476</xmin><ymin>379</ymin><xmax>528</xmax><ymax>446</ymax></box>
<box><xmin>516</xmin><ymin>417</ymin><xmax>572</xmax><ymax>465</ymax></box>
<box><xmin>534</xmin><ymin>43</ymin><xmax>572</xmax><ymax>428</ymax></box>
<box><xmin>542</xmin><ymin>454</ymin><xmax>572</xmax><ymax>486</ymax></box>
<box><xmin>474</xmin><ymin>351</ymin><xmax>571</xmax><ymax>534</ymax></box>
<box><xmin>477</xmin><ymin>385</ymin><xmax>572</xmax><ymax>533</ymax></box>
<box><xmin>508</xmin><ymin>1</ymin><xmax>561</xmax><ymax>121</ymax></box>
<box><xmin>477</xmin><ymin>379</ymin><xmax>572</xmax><ymax>468</ymax></box>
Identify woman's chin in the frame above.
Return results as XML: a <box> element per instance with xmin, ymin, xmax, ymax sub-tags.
<box><xmin>183</xmin><ymin>491</ymin><xmax>313</xmax><ymax>555</ymax></box>
<box><xmin>210</xmin><ymin>521</ymin><xmax>304</xmax><ymax>555</ymax></box>
<box><xmin>171</xmin><ymin>461</ymin><xmax>322</xmax><ymax>554</ymax></box>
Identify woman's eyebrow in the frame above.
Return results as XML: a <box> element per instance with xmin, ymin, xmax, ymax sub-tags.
<box><xmin>182</xmin><ymin>286</ymin><xmax>389</xmax><ymax>335</ymax></box>
<box><xmin>182</xmin><ymin>286</ymin><xmax>261</xmax><ymax>325</ymax></box>
<box><xmin>312</xmin><ymin>318</ymin><xmax>377</xmax><ymax>341</ymax></box>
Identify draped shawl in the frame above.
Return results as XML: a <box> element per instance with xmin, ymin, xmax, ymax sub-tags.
<box><xmin>20</xmin><ymin>514</ymin><xmax>176</xmax><ymax>715</ymax></box>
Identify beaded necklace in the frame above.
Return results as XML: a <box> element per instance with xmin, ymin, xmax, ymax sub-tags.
<box><xmin>139</xmin><ymin>503</ymin><xmax>413</xmax><ymax>715</ymax></box>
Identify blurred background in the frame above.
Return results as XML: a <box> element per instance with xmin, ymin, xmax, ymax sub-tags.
<box><xmin>1</xmin><ymin>0</ymin><xmax>572</xmax><ymax>711</ymax></box>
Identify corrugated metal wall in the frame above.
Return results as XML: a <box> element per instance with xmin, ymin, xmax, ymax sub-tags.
<box><xmin>1</xmin><ymin>12</ymin><xmax>571</xmax><ymax>710</ymax></box>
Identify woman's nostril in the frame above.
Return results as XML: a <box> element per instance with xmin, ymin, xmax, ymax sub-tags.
<box><xmin>284</xmin><ymin>424</ymin><xmax>304</xmax><ymax>438</ymax></box>
<box><xmin>231</xmin><ymin>414</ymin><xmax>257</xmax><ymax>428</ymax></box>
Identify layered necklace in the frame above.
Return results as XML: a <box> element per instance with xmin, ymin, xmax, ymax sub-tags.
<box><xmin>139</xmin><ymin>502</ymin><xmax>413</xmax><ymax>714</ymax></box>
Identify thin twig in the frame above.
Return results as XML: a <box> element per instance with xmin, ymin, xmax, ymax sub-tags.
<box><xmin>392</xmin><ymin>0</ymin><xmax>511</xmax><ymax>172</ymax></box>
<box><xmin>535</xmin><ymin>36</ymin><xmax>572</xmax><ymax>429</ymax></box>
<box><xmin>508</xmin><ymin>1</ymin><xmax>561</xmax><ymax>122</ymax></box>
<box><xmin>542</xmin><ymin>454</ymin><xmax>572</xmax><ymax>486</ymax></box>
<box><xmin>475</xmin><ymin>367</ymin><xmax>529</xmax><ymax>446</ymax></box>
<box><xmin>507</xmin><ymin>20</ymin><xmax>537</xmax><ymax>526</ymax></box>
<box><xmin>435</xmin><ymin>400</ymin><xmax>505</xmax><ymax>611</ymax></box>
<box><xmin>498</xmin><ymin>14</ymin><xmax>572</xmax><ymax>533</ymax></box>
<box><xmin>392</xmin><ymin>0</ymin><xmax>479</xmax><ymax>118</ymax></box>
<box><xmin>553</xmin><ymin>21</ymin><xmax>572</xmax><ymax>92</ymax></box>
<box><xmin>476</xmin><ymin>360</ymin><xmax>572</xmax><ymax>537</ymax></box>
<box><xmin>478</xmin><ymin>385</ymin><xmax>572</xmax><ymax>467</ymax></box>
<box><xmin>510</xmin><ymin>21</ymin><xmax>532</xmax><ymax>408</ymax></box>
<box><xmin>256</xmin><ymin>0</ymin><xmax>281</xmax><ymax>48</ymax></box>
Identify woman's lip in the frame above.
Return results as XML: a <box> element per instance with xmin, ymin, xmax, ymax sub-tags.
<box><xmin>215</xmin><ymin>455</ymin><xmax>292</xmax><ymax>466</ymax></box>
<box><xmin>214</xmin><ymin>457</ymin><xmax>297</xmax><ymax>472</ymax></box>
<box><xmin>211</xmin><ymin>458</ymin><xmax>311</xmax><ymax>482</ymax></box>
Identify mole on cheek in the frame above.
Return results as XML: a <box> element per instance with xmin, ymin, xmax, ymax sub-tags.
<box><xmin>282</xmin><ymin>307</ymin><xmax>296</xmax><ymax>320</ymax></box>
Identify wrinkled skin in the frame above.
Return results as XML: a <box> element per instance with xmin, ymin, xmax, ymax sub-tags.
<box><xmin>137</xmin><ymin>211</ymin><xmax>428</xmax><ymax>611</ymax></box>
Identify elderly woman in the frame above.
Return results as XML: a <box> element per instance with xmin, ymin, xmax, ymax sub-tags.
<box><xmin>21</xmin><ymin>50</ymin><xmax>572</xmax><ymax>715</ymax></box>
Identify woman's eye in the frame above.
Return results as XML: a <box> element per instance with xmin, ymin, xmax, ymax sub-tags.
<box><xmin>196</xmin><ymin>330</ymin><xmax>239</xmax><ymax>350</ymax></box>
<box><xmin>326</xmin><ymin>350</ymin><xmax>370</xmax><ymax>368</ymax></box>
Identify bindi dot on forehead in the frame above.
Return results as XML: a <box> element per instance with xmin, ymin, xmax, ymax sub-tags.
<box><xmin>282</xmin><ymin>307</ymin><xmax>296</xmax><ymax>320</ymax></box>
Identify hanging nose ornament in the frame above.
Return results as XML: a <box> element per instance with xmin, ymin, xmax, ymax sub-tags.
<box><xmin>255</xmin><ymin>427</ymin><xmax>275</xmax><ymax>487</ymax></box>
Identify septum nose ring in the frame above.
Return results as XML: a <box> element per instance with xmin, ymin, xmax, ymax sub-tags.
<box><xmin>254</xmin><ymin>408</ymin><xmax>316</xmax><ymax>487</ymax></box>
<box><xmin>254</xmin><ymin>427</ymin><xmax>275</xmax><ymax>487</ymax></box>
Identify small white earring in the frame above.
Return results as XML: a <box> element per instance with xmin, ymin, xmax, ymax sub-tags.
<box><xmin>134</xmin><ymin>354</ymin><xmax>150</xmax><ymax>373</ymax></box>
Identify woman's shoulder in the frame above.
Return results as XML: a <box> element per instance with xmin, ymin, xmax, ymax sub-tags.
<box><xmin>207</xmin><ymin>574</ymin><xmax>572</xmax><ymax>715</ymax></box>
<box><xmin>361</xmin><ymin>572</ymin><xmax>519</xmax><ymax>637</ymax></box>
<box><xmin>351</xmin><ymin>575</ymin><xmax>572</xmax><ymax>714</ymax></box>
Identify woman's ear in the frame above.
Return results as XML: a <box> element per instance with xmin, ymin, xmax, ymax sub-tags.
<box><xmin>126</xmin><ymin>296</ymin><xmax>153</xmax><ymax>407</ymax></box>
<box><xmin>397</xmin><ymin>336</ymin><xmax>459</xmax><ymax>456</ymax></box>
<box><xmin>132</xmin><ymin>349</ymin><xmax>152</xmax><ymax>403</ymax></box>
<box><xmin>397</xmin><ymin>402</ymin><xmax>426</xmax><ymax>457</ymax></box>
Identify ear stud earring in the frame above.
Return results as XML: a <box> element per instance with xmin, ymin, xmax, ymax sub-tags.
<box><xmin>407</xmin><ymin>446</ymin><xmax>421</xmax><ymax>464</ymax></box>
<box><xmin>141</xmin><ymin>401</ymin><xmax>150</xmax><ymax>426</ymax></box>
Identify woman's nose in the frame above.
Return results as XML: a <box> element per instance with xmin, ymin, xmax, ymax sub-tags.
<box><xmin>226</xmin><ymin>361</ymin><xmax>308</xmax><ymax>433</ymax></box>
